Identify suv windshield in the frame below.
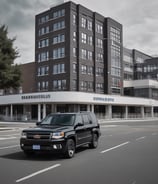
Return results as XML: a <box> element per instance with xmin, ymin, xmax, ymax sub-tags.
<box><xmin>41</xmin><ymin>114</ymin><xmax>75</xmax><ymax>126</ymax></box>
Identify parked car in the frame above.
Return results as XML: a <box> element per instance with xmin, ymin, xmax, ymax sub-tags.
<box><xmin>20</xmin><ymin>112</ymin><xmax>101</xmax><ymax>158</ymax></box>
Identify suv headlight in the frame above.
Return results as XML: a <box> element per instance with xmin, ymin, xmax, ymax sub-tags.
<box><xmin>21</xmin><ymin>132</ymin><xmax>27</xmax><ymax>139</ymax></box>
<box><xmin>51</xmin><ymin>132</ymin><xmax>64</xmax><ymax>139</ymax></box>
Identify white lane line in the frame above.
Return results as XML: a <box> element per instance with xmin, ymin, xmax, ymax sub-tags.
<box><xmin>0</xmin><ymin>145</ymin><xmax>19</xmax><ymax>150</ymax></box>
<box><xmin>101</xmin><ymin>125</ymin><xmax>118</xmax><ymax>128</ymax></box>
<box><xmin>4</xmin><ymin>134</ymin><xmax>20</xmax><ymax>137</ymax></box>
<box><xmin>100</xmin><ymin>142</ymin><xmax>129</xmax><ymax>153</ymax></box>
<box><xmin>136</xmin><ymin>136</ymin><xmax>146</xmax><ymax>141</ymax></box>
<box><xmin>0</xmin><ymin>137</ymin><xmax>17</xmax><ymax>140</ymax></box>
<box><xmin>16</xmin><ymin>164</ymin><xmax>61</xmax><ymax>183</ymax></box>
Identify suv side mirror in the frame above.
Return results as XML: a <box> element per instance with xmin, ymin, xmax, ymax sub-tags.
<box><xmin>75</xmin><ymin>122</ymin><xmax>84</xmax><ymax>128</ymax></box>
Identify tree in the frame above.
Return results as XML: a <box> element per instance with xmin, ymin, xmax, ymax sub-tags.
<box><xmin>0</xmin><ymin>25</ymin><xmax>21</xmax><ymax>92</ymax></box>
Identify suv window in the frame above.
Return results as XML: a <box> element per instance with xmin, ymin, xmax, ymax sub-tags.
<box><xmin>75</xmin><ymin>115</ymin><xmax>83</xmax><ymax>124</ymax></box>
<box><xmin>41</xmin><ymin>114</ymin><xmax>75</xmax><ymax>126</ymax></box>
<box><xmin>82</xmin><ymin>114</ymin><xmax>90</xmax><ymax>125</ymax></box>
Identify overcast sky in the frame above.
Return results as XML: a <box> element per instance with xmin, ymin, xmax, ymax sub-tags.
<box><xmin>1</xmin><ymin>0</ymin><xmax>158</xmax><ymax>64</ymax></box>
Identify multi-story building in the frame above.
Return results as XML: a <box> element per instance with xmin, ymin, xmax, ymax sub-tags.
<box><xmin>35</xmin><ymin>1</ymin><xmax>123</xmax><ymax>96</ymax></box>
<box><xmin>0</xmin><ymin>1</ymin><xmax>158</xmax><ymax>121</ymax></box>
<box><xmin>123</xmin><ymin>48</ymin><xmax>158</xmax><ymax>100</ymax></box>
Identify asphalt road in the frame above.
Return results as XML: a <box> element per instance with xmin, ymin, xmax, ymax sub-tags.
<box><xmin>0</xmin><ymin>120</ymin><xmax>158</xmax><ymax>184</ymax></box>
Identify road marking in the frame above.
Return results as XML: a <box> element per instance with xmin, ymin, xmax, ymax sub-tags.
<box><xmin>0</xmin><ymin>137</ymin><xmax>17</xmax><ymax>140</ymax></box>
<box><xmin>101</xmin><ymin>135</ymin><xmax>112</xmax><ymax>138</ymax></box>
<box><xmin>0</xmin><ymin>145</ymin><xmax>19</xmax><ymax>150</ymax></box>
<box><xmin>136</xmin><ymin>136</ymin><xmax>146</xmax><ymax>141</ymax></box>
<box><xmin>4</xmin><ymin>134</ymin><xmax>20</xmax><ymax>136</ymax></box>
<box><xmin>100</xmin><ymin>142</ymin><xmax>129</xmax><ymax>153</ymax></box>
<box><xmin>16</xmin><ymin>164</ymin><xmax>61</xmax><ymax>183</ymax></box>
<box><xmin>101</xmin><ymin>125</ymin><xmax>118</xmax><ymax>128</ymax></box>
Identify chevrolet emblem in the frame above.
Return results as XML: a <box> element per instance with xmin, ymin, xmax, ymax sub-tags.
<box><xmin>33</xmin><ymin>134</ymin><xmax>41</xmax><ymax>139</ymax></box>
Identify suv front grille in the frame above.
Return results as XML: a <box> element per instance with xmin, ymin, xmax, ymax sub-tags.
<box><xmin>27</xmin><ymin>132</ymin><xmax>51</xmax><ymax>140</ymax></box>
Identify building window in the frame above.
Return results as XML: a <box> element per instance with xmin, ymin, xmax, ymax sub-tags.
<box><xmin>88</xmin><ymin>20</ymin><xmax>92</xmax><ymax>31</ymax></box>
<box><xmin>53</xmin><ymin>21</ymin><xmax>65</xmax><ymax>31</ymax></box>
<box><xmin>111</xmin><ymin>68</ymin><xmax>121</xmax><ymax>77</ymax></box>
<box><xmin>110</xmin><ymin>27</ymin><xmax>121</xmax><ymax>44</ymax></box>
<box><xmin>112</xmin><ymin>78</ymin><xmax>121</xmax><ymax>88</ymax></box>
<box><xmin>38</xmin><ymin>51</ymin><xmax>49</xmax><ymax>62</ymax></box>
<box><xmin>81</xmin><ymin>65</ymin><xmax>87</xmax><ymax>74</ymax></box>
<box><xmin>38</xmin><ymin>38</ymin><xmax>49</xmax><ymax>48</ymax></box>
<box><xmin>72</xmin><ymin>14</ymin><xmax>76</xmax><ymax>25</ymax></box>
<box><xmin>88</xmin><ymin>36</ymin><xmax>93</xmax><ymax>46</ymax></box>
<box><xmin>96</xmin><ymin>23</ymin><xmax>103</xmax><ymax>34</ymax></box>
<box><xmin>81</xmin><ymin>17</ymin><xmax>86</xmax><ymax>28</ymax></box>
<box><xmin>53</xmin><ymin>79</ymin><xmax>66</xmax><ymax>90</ymax></box>
<box><xmin>96</xmin><ymin>83</ymin><xmax>104</xmax><ymax>92</ymax></box>
<box><xmin>96</xmin><ymin>53</ymin><xmax>103</xmax><ymax>63</ymax></box>
<box><xmin>53</xmin><ymin>34</ymin><xmax>65</xmax><ymax>44</ymax></box>
<box><xmin>38</xmin><ymin>66</ymin><xmax>49</xmax><ymax>76</ymax></box>
<box><xmin>81</xmin><ymin>81</ymin><xmax>87</xmax><ymax>90</ymax></box>
<box><xmin>53</xmin><ymin>47</ymin><xmax>65</xmax><ymax>59</ymax></box>
<box><xmin>38</xmin><ymin>15</ymin><xmax>49</xmax><ymax>24</ymax></box>
<box><xmin>81</xmin><ymin>33</ymin><xmax>87</xmax><ymax>44</ymax></box>
<box><xmin>96</xmin><ymin>38</ymin><xmax>103</xmax><ymax>48</ymax></box>
<box><xmin>81</xmin><ymin>81</ymin><xmax>93</xmax><ymax>91</ymax></box>
<box><xmin>96</xmin><ymin>67</ymin><xmax>104</xmax><ymax>76</ymax></box>
<box><xmin>73</xmin><ymin>48</ymin><xmax>77</xmax><ymax>57</ymax></box>
<box><xmin>87</xmin><ymin>66</ymin><xmax>93</xmax><ymax>75</ymax></box>
<box><xmin>81</xmin><ymin>49</ymin><xmax>87</xmax><ymax>60</ymax></box>
<box><xmin>87</xmin><ymin>81</ymin><xmax>93</xmax><ymax>90</ymax></box>
<box><xmin>38</xmin><ymin>81</ymin><xmax>49</xmax><ymax>91</ymax></box>
<box><xmin>87</xmin><ymin>51</ymin><xmax>93</xmax><ymax>61</ymax></box>
<box><xmin>73</xmin><ymin>63</ymin><xmax>77</xmax><ymax>73</ymax></box>
<box><xmin>73</xmin><ymin>32</ymin><xmax>76</xmax><ymax>42</ymax></box>
<box><xmin>53</xmin><ymin>9</ymin><xmax>65</xmax><ymax>19</ymax></box>
<box><xmin>53</xmin><ymin>64</ymin><xmax>65</xmax><ymax>74</ymax></box>
<box><xmin>38</xmin><ymin>26</ymin><xmax>49</xmax><ymax>36</ymax></box>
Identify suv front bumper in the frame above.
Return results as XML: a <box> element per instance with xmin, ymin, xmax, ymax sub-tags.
<box><xmin>20</xmin><ymin>138</ymin><xmax>66</xmax><ymax>153</ymax></box>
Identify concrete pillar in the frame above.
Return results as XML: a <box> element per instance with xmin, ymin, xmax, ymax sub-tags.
<box><xmin>91</xmin><ymin>105</ymin><xmax>94</xmax><ymax>113</ymax></box>
<box><xmin>141</xmin><ymin>106</ymin><xmax>144</xmax><ymax>119</ymax></box>
<box><xmin>125</xmin><ymin>106</ymin><xmax>128</xmax><ymax>119</ymax></box>
<box><xmin>43</xmin><ymin>104</ymin><xmax>46</xmax><ymax>119</ymax></box>
<box><xmin>10</xmin><ymin>104</ymin><xmax>13</xmax><ymax>121</ymax></box>
<box><xmin>151</xmin><ymin>106</ymin><xmax>154</xmax><ymax>118</ymax></box>
<box><xmin>106</xmin><ymin>105</ymin><xmax>112</xmax><ymax>119</ymax></box>
<box><xmin>38</xmin><ymin>104</ymin><xmax>41</xmax><ymax>122</ymax></box>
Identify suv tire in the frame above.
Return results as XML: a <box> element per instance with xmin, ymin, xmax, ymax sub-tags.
<box><xmin>89</xmin><ymin>133</ymin><xmax>98</xmax><ymax>149</ymax></box>
<box><xmin>64</xmin><ymin>139</ymin><xmax>75</xmax><ymax>158</ymax></box>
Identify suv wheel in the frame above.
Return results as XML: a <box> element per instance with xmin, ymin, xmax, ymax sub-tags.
<box><xmin>89</xmin><ymin>133</ymin><xmax>98</xmax><ymax>148</ymax></box>
<box><xmin>64</xmin><ymin>139</ymin><xmax>75</xmax><ymax>158</ymax></box>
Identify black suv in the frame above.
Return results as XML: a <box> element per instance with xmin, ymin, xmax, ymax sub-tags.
<box><xmin>20</xmin><ymin>112</ymin><xmax>101</xmax><ymax>158</ymax></box>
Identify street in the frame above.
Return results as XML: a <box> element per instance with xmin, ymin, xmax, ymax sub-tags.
<box><xmin>0</xmin><ymin>120</ymin><xmax>158</xmax><ymax>184</ymax></box>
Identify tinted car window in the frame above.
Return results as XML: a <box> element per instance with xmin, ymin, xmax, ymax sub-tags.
<box><xmin>75</xmin><ymin>115</ymin><xmax>83</xmax><ymax>124</ymax></box>
<box><xmin>82</xmin><ymin>114</ymin><xmax>90</xmax><ymax>125</ymax></box>
<box><xmin>41</xmin><ymin>114</ymin><xmax>75</xmax><ymax>126</ymax></box>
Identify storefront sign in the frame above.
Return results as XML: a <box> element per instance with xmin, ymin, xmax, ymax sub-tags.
<box><xmin>21</xmin><ymin>94</ymin><xmax>51</xmax><ymax>100</ymax></box>
<box><xmin>93</xmin><ymin>97</ymin><xmax>114</xmax><ymax>102</ymax></box>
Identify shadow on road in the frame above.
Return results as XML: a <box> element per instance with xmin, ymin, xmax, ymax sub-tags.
<box><xmin>0</xmin><ymin>146</ymin><xmax>88</xmax><ymax>161</ymax></box>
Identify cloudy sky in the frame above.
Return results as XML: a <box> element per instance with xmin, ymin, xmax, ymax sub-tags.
<box><xmin>0</xmin><ymin>0</ymin><xmax>158</xmax><ymax>64</ymax></box>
